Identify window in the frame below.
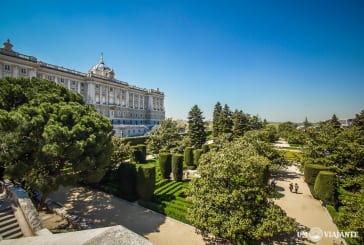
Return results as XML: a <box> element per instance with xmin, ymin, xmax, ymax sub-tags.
<box><xmin>60</xmin><ymin>78</ymin><xmax>65</xmax><ymax>83</ymax></box>
<box><xmin>47</xmin><ymin>75</ymin><xmax>55</xmax><ymax>81</ymax></box>
<box><xmin>4</xmin><ymin>64</ymin><xmax>11</xmax><ymax>72</ymax></box>
<box><xmin>21</xmin><ymin>68</ymin><xmax>27</xmax><ymax>74</ymax></box>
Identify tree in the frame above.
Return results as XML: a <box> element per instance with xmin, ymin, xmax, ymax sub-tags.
<box><xmin>146</xmin><ymin>118</ymin><xmax>181</xmax><ymax>154</ymax></box>
<box><xmin>352</xmin><ymin>109</ymin><xmax>364</xmax><ymax>129</ymax></box>
<box><xmin>232</xmin><ymin>109</ymin><xmax>248</xmax><ymax>137</ymax></box>
<box><xmin>249</xmin><ymin>114</ymin><xmax>264</xmax><ymax>130</ymax></box>
<box><xmin>212</xmin><ymin>102</ymin><xmax>222</xmax><ymax>137</ymax></box>
<box><xmin>187</xmin><ymin>105</ymin><xmax>206</xmax><ymax>148</ymax></box>
<box><xmin>110</xmin><ymin>136</ymin><xmax>132</xmax><ymax>168</ymax></box>
<box><xmin>219</xmin><ymin>104</ymin><xmax>233</xmax><ymax>134</ymax></box>
<box><xmin>330</xmin><ymin>114</ymin><xmax>341</xmax><ymax>129</ymax></box>
<box><xmin>0</xmin><ymin>77</ymin><xmax>114</xmax><ymax>207</ymax></box>
<box><xmin>303</xmin><ymin>117</ymin><xmax>311</xmax><ymax>129</ymax></box>
<box><xmin>188</xmin><ymin>139</ymin><xmax>297</xmax><ymax>242</ymax></box>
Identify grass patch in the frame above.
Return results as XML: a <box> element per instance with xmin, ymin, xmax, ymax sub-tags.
<box><xmin>137</xmin><ymin>160</ymin><xmax>192</xmax><ymax>224</ymax></box>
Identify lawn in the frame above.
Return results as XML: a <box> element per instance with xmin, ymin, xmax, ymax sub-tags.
<box><xmin>138</xmin><ymin>160</ymin><xmax>192</xmax><ymax>224</ymax></box>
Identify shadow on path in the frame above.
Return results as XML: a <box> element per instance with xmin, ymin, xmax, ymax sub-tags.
<box><xmin>49</xmin><ymin>186</ymin><xmax>165</xmax><ymax>236</ymax></box>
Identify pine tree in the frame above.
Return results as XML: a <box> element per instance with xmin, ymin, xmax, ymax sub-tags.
<box><xmin>232</xmin><ymin>110</ymin><xmax>248</xmax><ymax>137</ymax></box>
<box><xmin>188</xmin><ymin>105</ymin><xmax>206</xmax><ymax>148</ymax></box>
<box><xmin>330</xmin><ymin>114</ymin><xmax>341</xmax><ymax>129</ymax></box>
<box><xmin>212</xmin><ymin>102</ymin><xmax>222</xmax><ymax>137</ymax></box>
<box><xmin>303</xmin><ymin>116</ymin><xmax>311</xmax><ymax>128</ymax></box>
<box><xmin>219</xmin><ymin>104</ymin><xmax>233</xmax><ymax>134</ymax></box>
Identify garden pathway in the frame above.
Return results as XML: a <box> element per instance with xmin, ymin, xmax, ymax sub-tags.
<box><xmin>48</xmin><ymin>186</ymin><xmax>205</xmax><ymax>245</ymax></box>
<box><xmin>273</xmin><ymin>165</ymin><xmax>343</xmax><ymax>245</ymax></box>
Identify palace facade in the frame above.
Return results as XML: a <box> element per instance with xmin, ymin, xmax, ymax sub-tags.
<box><xmin>0</xmin><ymin>39</ymin><xmax>165</xmax><ymax>137</ymax></box>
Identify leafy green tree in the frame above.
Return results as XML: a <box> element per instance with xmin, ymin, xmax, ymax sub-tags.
<box><xmin>212</xmin><ymin>102</ymin><xmax>222</xmax><ymax>137</ymax></box>
<box><xmin>187</xmin><ymin>105</ymin><xmax>206</xmax><ymax>148</ymax></box>
<box><xmin>188</xmin><ymin>139</ymin><xmax>297</xmax><ymax>242</ymax></box>
<box><xmin>110</xmin><ymin>136</ymin><xmax>132</xmax><ymax>168</ymax></box>
<box><xmin>146</xmin><ymin>118</ymin><xmax>181</xmax><ymax>154</ymax></box>
<box><xmin>0</xmin><ymin>77</ymin><xmax>113</xmax><ymax>207</ymax></box>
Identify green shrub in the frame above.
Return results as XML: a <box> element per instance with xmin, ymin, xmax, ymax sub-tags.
<box><xmin>184</xmin><ymin>147</ymin><xmax>194</xmax><ymax>166</ymax></box>
<box><xmin>159</xmin><ymin>153</ymin><xmax>172</xmax><ymax>179</ymax></box>
<box><xmin>208</xmin><ymin>143</ymin><xmax>217</xmax><ymax>151</ymax></box>
<box><xmin>122</xmin><ymin>136</ymin><xmax>149</xmax><ymax>146</ymax></box>
<box><xmin>314</xmin><ymin>171</ymin><xmax>337</xmax><ymax>205</ymax></box>
<box><xmin>202</xmin><ymin>144</ymin><xmax>209</xmax><ymax>153</ymax></box>
<box><xmin>131</xmin><ymin>146</ymin><xmax>144</xmax><ymax>163</ymax></box>
<box><xmin>115</xmin><ymin>163</ymin><xmax>137</xmax><ymax>200</ymax></box>
<box><xmin>137</xmin><ymin>144</ymin><xmax>147</xmax><ymax>162</ymax></box>
<box><xmin>136</xmin><ymin>165</ymin><xmax>156</xmax><ymax>201</ymax></box>
<box><xmin>193</xmin><ymin>149</ymin><xmax>203</xmax><ymax>165</ymax></box>
<box><xmin>304</xmin><ymin>164</ymin><xmax>331</xmax><ymax>185</ymax></box>
<box><xmin>172</xmin><ymin>154</ymin><xmax>183</xmax><ymax>181</ymax></box>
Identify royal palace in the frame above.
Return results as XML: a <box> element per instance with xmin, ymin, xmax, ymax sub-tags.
<box><xmin>0</xmin><ymin>39</ymin><xmax>165</xmax><ymax>137</ymax></box>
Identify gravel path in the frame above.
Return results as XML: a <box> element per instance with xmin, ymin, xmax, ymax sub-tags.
<box><xmin>273</xmin><ymin>165</ymin><xmax>343</xmax><ymax>245</ymax></box>
<box><xmin>48</xmin><ymin>186</ymin><xmax>204</xmax><ymax>245</ymax></box>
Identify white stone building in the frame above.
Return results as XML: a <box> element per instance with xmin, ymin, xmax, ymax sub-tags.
<box><xmin>0</xmin><ymin>39</ymin><xmax>165</xmax><ymax>137</ymax></box>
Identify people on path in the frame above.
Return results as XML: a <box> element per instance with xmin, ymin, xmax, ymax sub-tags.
<box><xmin>294</xmin><ymin>183</ymin><xmax>299</xmax><ymax>193</ymax></box>
<box><xmin>289</xmin><ymin>183</ymin><xmax>293</xmax><ymax>192</ymax></box>
<box><xmin>271</xmin><ymin>179</ymin><xmax>276</xmax><ymax>189</ymax></box>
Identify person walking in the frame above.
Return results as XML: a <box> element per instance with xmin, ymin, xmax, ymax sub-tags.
<box><xmin>289</xmin><ymin>183</ymin><xmax>293</xmax><ymax>192</ymax></box>
<box><xmin>271</xmin><ymin>179</ymin><xmax>276</xmax><ymax>189</ymax></box>
<box><xmin>294</xmin><ymin>183</ymin><xmax>299</xmax><ymax>193</ymax></box>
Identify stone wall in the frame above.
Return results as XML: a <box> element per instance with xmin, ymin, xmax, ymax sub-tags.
<box><xmin>4</xmin><ymin>180</ymin><xmax>43</xmax><ymax>233</ymax></box>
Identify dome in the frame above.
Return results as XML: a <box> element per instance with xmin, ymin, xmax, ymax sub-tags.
<box><xmin>89</xmin><ymin>53</ymin><xmax>115</xmax><ymax>79</ymax></box>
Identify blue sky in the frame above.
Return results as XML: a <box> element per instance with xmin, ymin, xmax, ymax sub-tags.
<box><xmin>1</xmin><ymin>0</ymin><xmax>363</xmax><ymax>122</ymax></box>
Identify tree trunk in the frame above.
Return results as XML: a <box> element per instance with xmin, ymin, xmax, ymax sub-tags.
<box><xmin>38</xmin><ymin>192</ymin><xmax>48</xmax><ymax>210</ymax></box>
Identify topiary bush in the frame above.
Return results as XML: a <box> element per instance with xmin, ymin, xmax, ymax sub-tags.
<box><xmin>202</xmin><ymin>144</ymin><xmax>209</xmax><ymax>153</ymax></box>
<box><xmin>131</xmin><ymin>146</ymin><xmax>144</xmax><ymax>163</ymax></box>
<box><xmin>184</xmin><ymin>147</ymin><xmax>194</xmax><ymax>166</ymax></box>
<box><xmin>314</xmin><ymin>171</ymin><xmax>337</xmax><ymax>205</ymax></box>
<box><xmin>172</xmin><ymin>154</ymin><xmax>183</xmax><ymax>181</ymax></box>
<box><xmin>159</xmin><ymin>153</ymin><xmax>172</xmax><ymax>179</ymax></box>
<box><xmin>193</xmin><ymin>149</ymin><xmax>203</xmax><ymax>166</ymax></box>
<box><xmin>136</xmin><ymin>165</ymin><xmax>156</xmax><ymax>201</ymax></box>
<box><xmin>137</xmin><ymin>144</ymin><xmax>147</xmax><ymax>162</ymax></box>
<box><xmin>115</xmin><ymin>163</ymin><xmax>137</xmax><ymax>200</ymax></box>
<box><xmin>304</xmin><ymin>164</ymin><xmax>331</xmax><ymax>185</ymax></box>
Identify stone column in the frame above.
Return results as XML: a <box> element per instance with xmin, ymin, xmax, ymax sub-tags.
<box><xmin>125</xmin><ymin>90</ymin><xmax>128</xmax><ymax>107</ymax></box>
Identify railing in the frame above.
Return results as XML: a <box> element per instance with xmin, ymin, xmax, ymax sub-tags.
<box><xmin>38</xmin><ymin>62</ymin><xmax>86</xmax><ymax>77</ymax></box>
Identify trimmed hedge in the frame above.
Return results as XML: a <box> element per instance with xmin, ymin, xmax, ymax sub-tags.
<box><xmin>122</xmin><ymin>136</ymin><xmax>149</xmax><ymax>146</ymax></box>
<box><xmin>116</xmin><ymin>163</ymin><xmax>137</xmax><ymax>200</ymax></box>
<box><xmin>314</xmin><ymin>171</ymin><xmax>337</xmax><ymax>205</ymax></box>
<box><xmin>131</xmin><ymin>146</ymin><xmax>144</xmax><ymax>163</ymax></box>
<box><xmin>202</xmin><ymin>144</ymin><xmax>209</xmax><ymax>153</ymax></box>
<box><xmin>184</xmin><ymin>147</ymin><xmax>194</xmax><ymax>166</ymax></box>
<box><xmin>137</xmin><ymin>144</ymin><xmax>147</xmax><ymax>162</ymax></box>
<box><xmin>304</xmin><ymin>164</ymin><xmax>331</xmax><ymax>185</ymax></box>
<box><xmin>193</xmin><ymin>149</ymin><xmax>203</xmax><ymax>166</ymax></box>
<box><xmin>172</xmin><ymin>154</ymin><xmax>183</xmax><ymax>181</ymax></box>
<box><xmin>136</xmin><ymin>165</ymin><xmax>156</xmax><ymax>201</ymax></box>
<box><xmin>159</xmin><ymin>153</ymin><xmax>172</xmax><ymax>179</ymax></box>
